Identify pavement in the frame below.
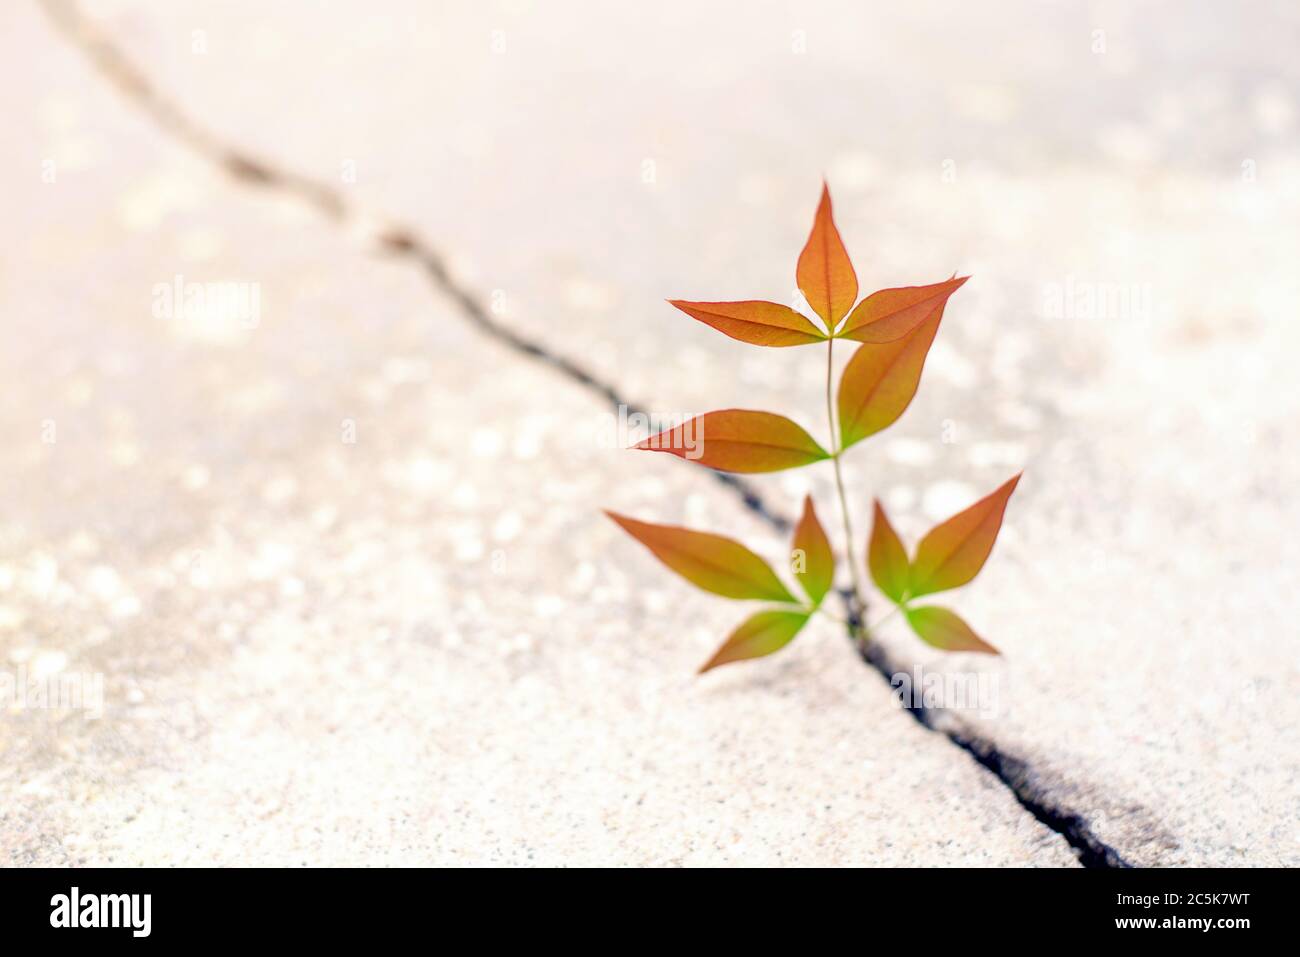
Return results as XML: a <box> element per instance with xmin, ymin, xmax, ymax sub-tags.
<box><xmin>1</xmin><ymin>0</ymin><xmax>1296</xmax><ymax>866</ymax></box>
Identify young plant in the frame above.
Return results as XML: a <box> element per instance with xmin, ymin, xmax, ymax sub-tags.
<box><xmin>605</xmin><ymin>183</ymin><xmax>1020</xmax><ymax>672</ymax></box>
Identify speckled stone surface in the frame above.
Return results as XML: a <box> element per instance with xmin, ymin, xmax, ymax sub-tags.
<box><xmin>2</xmin><ymin>0</ymin><xmax>1296</xmax><ymax>866</ymax></box>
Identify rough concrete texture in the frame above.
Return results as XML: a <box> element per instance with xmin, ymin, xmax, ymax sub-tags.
<box><xmin>2</xmin><ymin>0</ymin><xmax>1296</xmax><ymax>866</ymax></box>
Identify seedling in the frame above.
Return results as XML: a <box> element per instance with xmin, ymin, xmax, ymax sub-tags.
<box><xmin>606</xmin><ymin>184</ymin><xmax>1020</xmax><ymax>672</ymax></box>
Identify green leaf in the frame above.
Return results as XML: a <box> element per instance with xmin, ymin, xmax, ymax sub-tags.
<box><xmin>796</xmin><ymin>183</ymin><xmax>858</xmax><ymax>329</ymax></box>
<box><xmin>636</xmin><ymin>409</ymin><xmax>830</xmax><ymax>473</ymax></box>
<box><xmin>667</xmin><ymin>300</ymin><xmax>827</xmax><ymax>347</ymax></box>
<box><xmin>605</xmin><ymin>511</ymin><xmax>797</xmax><ymax>603</ymax></box>
<box><xmin>838</xmin><ymin>276</ymin><xmax>968</xmax><ymax>343</ymax></box>
<box><xmin>867</xmin><ymin>499</ymin><xmax>910</xmax><ymax>603</ymax></box>
<box><xmin>699</xmin><ymin>609</ymin><xmax>811</xmax><ymax>673</ymax></box>
<box><xmin>791</xmin><ymin>495</ymin><xmax>834</xmax><ymax>605</ymax></box>
<box><xmin>836</xmin><ymin>304</ymin><xmax>944</xmax><ymax>450</ymax></box>
<box><xmin>905</xmin><ymin>605</ymin><xmax>1000</xmax><ymax>654</ymax></box>
<box><xmin>909</xmin><ymin>473</ymin><xmax>1021</xmax><ymax>598</ymax></box>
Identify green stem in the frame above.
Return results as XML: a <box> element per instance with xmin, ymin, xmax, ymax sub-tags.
<box><xmin>825</xmin><ymin>335</ymin><xmax>868</xmax><ymax>646</ymax></box>
<box><xmin>817</xmin><ymin>608</ymin><xmax>849</xmax><ymax>626</ymax></box>
<box><xmin>867</xmin><ymin>603</ymin><xmax>903</xmax><ymax>634</ymax></box>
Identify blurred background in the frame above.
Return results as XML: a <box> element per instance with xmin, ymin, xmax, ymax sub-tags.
<box><xmin>1</xmin><ymin>0</ymin><xmax>1296</xmax><ymax>866</ymax></box>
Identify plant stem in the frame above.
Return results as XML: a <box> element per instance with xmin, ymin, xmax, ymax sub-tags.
<box><xmin>867</xmin><ymin>603</ymin><xmax>903</xmax><ymax>633</ymax></box>
<box><xmin>817</xmin><ymin>608</ymin><xmax>848</xmax><ymax>626</ymax></box>
<box><xmin>825</xmin><ymin>335</ymin><xmax>869</xmax><ymax>646</ymax></box>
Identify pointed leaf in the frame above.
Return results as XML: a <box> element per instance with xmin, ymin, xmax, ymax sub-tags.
<box><xmin>668</xmin><ymin>300</ymin><xmax>826</xmax><ymax>347</ymax></box>
<box><xmin>839</xmin><ymin>276</ymin><xmax>969</xmax><ymax>344</ymax></box>
<box><xmin>905</xmin><ymin>605</ymin><xmax>1000</xmax><ymax>654</ymax></box>
<box><xmin>699</xmin><ymin>609</ymin><xmax>810</xmax><ymax>673</ymax></box>
<box><xmin>867</xmin><ymin>499</ymin><xmax>910</xmax><ymax>603</ymax></box>
<box><xmin>796</xmin><ymin>183</ymin><xmax>858</xmax><ymax>329</ymax></box>
<box><xmin>836</xmin><ymin>303</ymin><xmax>944</xmax><ymax>449</ymax></box>
<box><xmin>909</xmin><ymin>474</ymin><xmax>1022</xmax><ymax>598</ymax></box>
<box><xmin>791</xmin><ymin>495</ymin><xmax>834</xmax><ymax>604</ymax></box>
<box><xmin>636</xmin><ymin>410</ymin><xmax>829</xmax><ymax>473</ymax></box>
<box><xmin>605</xmin><ymin>511</ymin><xmax>796</xmax><ymax>602</ymax></box>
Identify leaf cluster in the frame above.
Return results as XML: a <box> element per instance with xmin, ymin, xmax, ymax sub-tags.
<box><xmin>608</xmin><ymin>185</ymin><xmax>1021</xmax><ymax>671</ymax></box>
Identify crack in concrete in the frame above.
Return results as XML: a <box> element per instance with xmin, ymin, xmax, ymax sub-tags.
<box><xmin>41</xmin><ymin>0</ymin><xmax>1147</xmax><ymax>869</ymax></box>
<box><xmin>857</xmin><ymin>632</ymin><xmax>1135</xmax><ymax>868</ymax></box>
<box><xmin>41</xmin><ymin>0</ymin><xmax>793</xmax><ymax>535</ymax></box>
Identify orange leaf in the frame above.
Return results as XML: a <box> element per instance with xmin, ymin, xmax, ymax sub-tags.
<box><xmin>791</xmin><ymin>495</ymin><xmax>834</xmax><ymax>604</ymax></box>
<box><xmin>636</xmin><ymin>409</ymin><xmax>829</xmax><ymax>473</ymax></box>
<box><xmin>699</xmin><ymin>609</ymin><xmax>810</xmax><ymax>673</ymax></box>
<box><xmin>836</xmin><ymin>302</ymin><xmax>944</xmax><ymax>449</ymax></box>
<box><xmin>905</xmin><ymin>605</ymin><xmax>1000</xmax><ymax>654</ymax></box>
<box><xmin>867</xmin><ymin>499</ymin><xmax>909</xmax><ymax>603</ymax></box>
<box><xmin>909</xmin><ymin>474</ymin><xmax>1022</xmax><ymax>598</ymax></box>
<box><xmin>796</xmin><ymin>183</ymin><xmax>858</xmax><ymax>330</ymax></box>
<box><xmin>668</xmin><ymin>300</ymin><xmax>826</xmax><ymax>347</ymax></box>
<box><xmin>604</xmin><ymin>511</ymin><xmax>796</xmax><ymax>603</ymax></box>
<box><xmin>838</xmin><ymin>276</ymin><xmax>968</xmax><ymax>344</ymax></box>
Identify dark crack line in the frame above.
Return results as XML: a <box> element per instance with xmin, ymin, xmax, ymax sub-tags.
<box><xmin>855</xmin><ymin>624</ymin><xmax>1133</xmax><ymax>868</ymax></box>
<box><xmin>43</xmin><ymin>0</ymin><xmax>1134</xmax><ymax>869</ymax></box>
<box><xmin>42</xmin><ymin>0</ymin><xmax>793</xmax><ymax>535</ymax></box>
<box><xmin>374</xmin><ymin>227</ymin><xmax>794</xmax><ymax>532</ymax></box>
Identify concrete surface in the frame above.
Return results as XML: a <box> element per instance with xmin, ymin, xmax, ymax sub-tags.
<box><xmin>1</xmin><ymin>0</ymin><xmax>1296</xmax><ymax>865</ymax></box>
